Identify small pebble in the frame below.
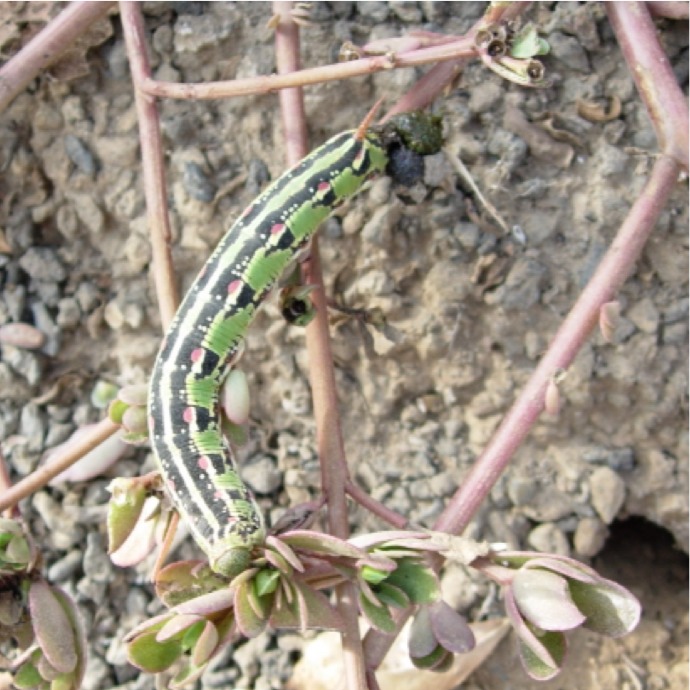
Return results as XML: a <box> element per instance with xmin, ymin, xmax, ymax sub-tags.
<box><xmin>573</xmin><ymin>517</ymin><xmax>609</xmax><ymax>557</ymax></box>
<box><xmin>183</xmin><ymin>161</ymin><xmax>216</xmax><ymax>202</ymax></box>
<box><xmin>242</xmin><ymin>455</ymin><xmax>282</xmax><ymax>494</ymax></box>
<box><xmin>527</xmin><ymin>522</ymin><xmax>571</xmax><ymax>556</ymax></box>
<box><xmin>0</xmin><ymin>323</ymin><xmax>46</xmax><ymax>350</ymax></box>
<box><xmin>589</xmin><ymin>467</ymin><xmax>626</xmax><ymax>524</ymax></box>
<box><xmin>18</xmin><ymin>247</ymin><xmax>67</xmax><ymax>283</ymax></box>
<box><xmin>47</xmin><ymin>549</ymin><xmax>83</xmax><ymax>582</ymax></box>
<box><xmin>56</xmin><ymin>297</ymin><xmax>82</xmax><ymax>329</ymax></box>
<box><xmin>64</xmin><ymin>134</ymin><xmax>98</xmax><ymax>176</ymax></box>
<box><xmin>82</xmin><ymin>533</ymin><xmax>114</xmax><ymax>583</ymax></box>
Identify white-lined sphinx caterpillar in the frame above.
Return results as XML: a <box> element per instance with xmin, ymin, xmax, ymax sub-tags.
<box><xmin>148</xmin><ymin>117</ymin><xmax>389</xmax><ymax>577</ymax></box>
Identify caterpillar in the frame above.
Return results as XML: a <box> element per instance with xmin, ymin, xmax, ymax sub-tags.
<box><xmin>148</xmin><ymin>111</ymin><xmax>389</xmax><ymax>577</ymax></box>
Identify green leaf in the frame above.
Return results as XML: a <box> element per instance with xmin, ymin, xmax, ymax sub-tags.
<box><xmin>359</xmin><ymin>591</ymin><xmax>396</xmax><ymax>634</ymax></box>
<box><xmin>569</xmin><ymin>578</ymin><xmax>641</xmax><ymax>637</ymax></box>
<box><xmin>14</xmin><ymin>663</ymin><xmax>43</xmax><ymax>689</ymax></box>
<box><xmin>509</xmin><ymin>24</ymin><xmax>550</xmax><ymax>58</ymax></box>
<box><xmin>108</xmin><ymin>399</ymin><xmax>128</xmax><ymax>425</ymax></box>
<box><xmin>518</xmin><ymin>628</ymin><xmax>565</xmax><ymax>681</ymax></box>
<box><xmin>409</xmin><ymin>644</ymin><xmax>450</xmax><ymax>670</ymax></box>
<box><xmin>29</xmin><ymin>582</ymin><xmax>77</xmax><ymax>674</ymax></box>
<box><xmin>234</xmin><ymin>580</ymin><xmax>267</xmax><ymax>638</ymax></box>
<box><xmin>384</xmin><ymin>558</ymin><xmax>440</xmax><ymax>604</ymax></box>
<box><xmin>255</xmin><ymin>569</ymin><xmax>281</xmax><ymax>596</ymax></box>
<box><xmin>127</xmin><ymin>627</ymin><xmax>183</xmax><ymax>673</ymax></box>
<box><xmin>361</xmin><ymin>565</ymin><xmax>390</xmax><ymax>585</ymax></box>
<box><xmin>373</xmin><ymin>582</ymin><xmax>410</xmax><ymax>609</ymax></box>
<box><xmin>5</xmin><ymin>534</ymin><xmax>30</xmax><ymax>564</ymax></box>
<box><xmin>50</xmin><ymin>671</ymin><xmax>76</xmax><ymax>690</ymax></box>
<box><xmin>106</xmin><ymin>479</ymin><xmax>148</xmax><ymax>555</ymax></box>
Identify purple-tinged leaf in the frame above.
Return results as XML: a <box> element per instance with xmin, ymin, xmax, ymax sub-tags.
<box><xmin>358</xmin><ymin>574</ymin><xmax>384</xmax><ymax>609</ymax></box>
<box><xmin>174</xmin><ymin>589</ymin><xmax>234</xmax><ymax>616</ymax></box>
<box><xmin>123</xmin><ymin>612</ymin><xmax>174</xmax><ymax>642</ymax></box>
<box><xmin>38</xmin><ymin>654</ymin><xmax>62</xmax><ymax>680</ymax></box>
<box><xmin>428</xmin><ymin>600</ymin><xmax>476</xmax><ymax>653</ymax></box>
<box><xmin>156</xmin><ymin>614</ymin><xmax>203</xmax><ymax>642</ymax></box>
<box><xmin>29</xmin><ymin>581</ymin><xmax>77</xmax><ymax>674</ymax></box>
<box><xmin>155</xmin><ymin>561</ymin><xmax>227</xmax><ymax>608</ymax></box>
<box><xmin>106</xmin><ymin>478</ymin><xmax>147</xmax><ymax>554</ymax></box>
<box><xmin>191</xmin><ymin>620</ymin><xmax>219</xmax><ymax>667</ymax></box>
<box><xmin>569</xmin><ymin>577</ymin><xmax>641</xmax><ymax>637</ymax></box>
<box><xmin>51</xmin><ymin>587</ymin><xmax>87</xmax><ymax>689</ymax></box>
<box><xmin>48</xmin><ymin>427</ymin><xmax>127</xmax><ymax>484</ymax></box>
<box><xmin>504</xmin><ymin>587</ymin><xmax>560</xmax><ymax>669</ymax></box>
<box><xmin>228</xmin><ymin>567</ymin><xmax>260</xmax><ymax>589</ymax></box>
<box><xmin>118</xmin><ymin>384</ymin><xmax>148</xmax><ymax>406</ymax></box>
<box><xmin>518</xmin><ymin>627</ymin><xmax>566</xmax><ymax>681</ymax></box>
<box><xmin>122</xmin><ymin>406</ymin><xmax>148</xmax><ymax>434</ymax></box>
<box><xmin>521</xmin><ymin>557</ymin><xmax>600</xmax><ymax>584</ymax></box>
<box><xmin>234</xmin><ymin>580</ymin><xmax>267</xmax><ymax>638</ymax></box>
<box><xmin>51</xmin><ymin>670</ymin><xmax>77</xmax><ymax>690</ymax></box>
<box><xmin>271</xmin><ymin>579</ymin><xmax>344</xmax><ymax>632</ymax></box>
<box><xmin>359</xmin><ymin>590</ymin><xmax>396</xmax><ymax>634</ymax></box>
<box><xmin>265</xmin><ymin>535</ymin><xmax>305</xmax><ymax>572</ymax></box>
<box><xmin>263</xmin><ymin>548</ymin><xmax>292</xmax><ymax>575</ymax></box>
<box><xmin>349</xmin><ymin>531</ymin><xmax>432</xmax><ymax>549</ymax></box>
<box><xmin>408</xmin><ymin>606</ymin><xmax>438</xmax><ymax>659</ymax></box>
<box><xmin>109</xmin><ymin>496</ymin><xmax>160</xmax><ymax>567</ymax></box>
<box><xmin>513</xmin><ymin>569</ymin><xmax>586</xmax><ymax>631</ymax></box>
<box><xmin>280</xmin><ymin>531</ymin><xmax>366</xmax><ymax>560</ymax></box>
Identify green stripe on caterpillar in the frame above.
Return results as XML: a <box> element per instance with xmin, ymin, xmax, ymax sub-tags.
<box><xmin>148</xmin><ymin>111</ymin><xmax>391</xmax><ymax>577</ymax></box>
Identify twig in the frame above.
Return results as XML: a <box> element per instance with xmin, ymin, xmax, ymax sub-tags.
<box><xmin>120</xmin><ymin>1</ymin><xmax>180</xmax><ymax>329</ymax></box>
<box><xmin>0</xmin><ymin>1</ymin><xmax>115</xmax><ymax>114</ymax></box>
<box><xmin>0</xmin><ymin>418</ymin><xmax>119</xmax><ymax>513</ymax></box>
<box><xmin>345</xmin><ymin>480</ymin><xmax>408</xmax><ymax>530</ymax></box>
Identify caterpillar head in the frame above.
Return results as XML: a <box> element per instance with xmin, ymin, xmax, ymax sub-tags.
<box><xmin>211</xmin><ymin>546</ymin><xmax>252</xmax><ymax>578</ymax></box>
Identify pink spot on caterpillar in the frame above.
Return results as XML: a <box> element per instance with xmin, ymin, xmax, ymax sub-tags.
<box><xmin>227</xmin><ymin>280</ymin><xmax>242</xmax><ymax>294</ymax></box>
<box><xmin>183</xmin><ymin>407</ymin><xmax>195</xmax><ymax>424</ymax></box>
<box><xmin>191</xmin><ymin>348</ymin><xmax>204</xmax><ymax>362</ymax></box>
<box><xmin>271</xmin><ymin>222</ymin><xmax>286</xmax><ymax>235</ymax></box>
<box><xmin>148</xmin><ymin>415</ymin><xmax>155</xmax><ymax>431</ymax></box>
<box><xmin>241</xmin><ymin>204</ymin><xmax>254</xmax><ymax>218</ymax></box>
<box><xmin>214</xmin><ymin>490</ymin><xmax>224</xmax><ymax>500</ymax></box>
<box><xmin>198</xmin><ymin>455</ymin><xmax>210</xmax><ymax>470</ymax></box>
<box><xmin>317</xmin><ymin>181</ymin><xmax>331</xmax><ymax>192</ymax></box>
<box><xmin>168</xmin><ymin>478</ymin><xmax>176</xmax><ymax>491</ymax></box>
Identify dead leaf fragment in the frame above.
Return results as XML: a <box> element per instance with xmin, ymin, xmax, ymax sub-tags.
<box><xmin>577</xmin><ymin>96</ymin><xmax>622</xmax><ymax>123</ymax></box>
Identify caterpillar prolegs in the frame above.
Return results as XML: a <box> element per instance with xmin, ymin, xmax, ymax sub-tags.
<box><xmin>148</xmin><ymin>119</ymin><xmax>390</xmax><ymax>577</ymax></box>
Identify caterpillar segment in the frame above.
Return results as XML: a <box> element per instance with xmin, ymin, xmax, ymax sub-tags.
<box><xmin>148</xmin><ymin>125</ymin><xmax>389</xmax><ymax>577</ymax></box>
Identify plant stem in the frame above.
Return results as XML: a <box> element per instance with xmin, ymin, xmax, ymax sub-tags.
<box><xmin>0</xmin><ymin>1</ymin><xmax>115</xmax><ymax>114</ymax></box>
<box><xmin>273</xmin><ymin>2</ymin><xmax>366</xmax><ymax>687</ymax></box>
<box><xmin>0</xmin><ymin>418</ymin><xmax>119</xmax><ymax>513</ymax></box>
<box><xmin>120</xmin><ymin>1</ymin><xmax>180</xmax><ymax>329</ymax></box>
<box><xmin>607</xmin><ymin>2</ymin><xmax>689</xmax><ymax>169</ymax></box>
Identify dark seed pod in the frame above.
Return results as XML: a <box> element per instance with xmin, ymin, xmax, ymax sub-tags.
<box><xmin>385</xmin><ymin>111</ymin><xmax>444</xmax><ymax>156</ymax></box>
<box><xmin>386</xmin><ymin>144</ymin><xmax>425</xmax><ymax>187</ymax></box>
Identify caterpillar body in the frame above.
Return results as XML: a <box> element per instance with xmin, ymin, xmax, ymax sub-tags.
<box><xmin>148</xmin><ymin>125</ymin><xmax>389</xmax><ymax>577</ymax></box>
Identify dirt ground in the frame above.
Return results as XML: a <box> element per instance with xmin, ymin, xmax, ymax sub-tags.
<box><xmin>0</xmin><ymin>3</ymin><xmax>687</xmax><ymax>690</ymax></box>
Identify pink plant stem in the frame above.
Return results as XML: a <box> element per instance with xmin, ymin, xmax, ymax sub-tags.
<box><xmin>0</xmin><ymin>1</ymin><xmax>115</xmax><ymax>114</ymax></box>
<box><xmin>607</xmin><ymin>2</ymin><xmax>689</xmax><ymax>169</ymax></box>
<box><xmin>273</xmin><ymin>4</ymin><xmax>366</xmax><ymax>686</ymax></box>
<box><xmin>120</xmin><ymin>1</ymin><xmax>180</xmax><ymax>329</ymax></box>
<box><xmin>137</xmin><ymin>36</ymin><xmax>476</xmax><ymax>101</ymax></box>
<box><xmin>0</xmin><ymin>418</ymin><xmax>119</xmax><ymax>513</ymax></box>
<box><xmin>433</xmin><ymin>154</ymin><xmax>682</xmax><ymax>536</ymax></box>
<box><xmin>646</xmin><ymin>1</ymin><xmax>689</xmax><ymax>19</ymax></box>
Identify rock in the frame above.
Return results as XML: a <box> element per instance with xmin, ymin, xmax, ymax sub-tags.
<box><xmin>589</xmin><ymin>467</ymin><xmax>626</xmax><ymax>524</ymax></box>
<box><xmin>47</xmin><ymin>549</ymin><xmax>82</xmax><ymax>582</ymax></box>
<box><xmin>64</xmin><ymin>135</ymin><xmax>98</xmax><ymax>176</ymax></box>
<box><xmin>468</xmin><ymin>81</ymin><xmax>503</xmax><ymax>115</ymax></box>
<box><xmin>390</xmin><ymin>1</ymin><xmax>422</xmax><ymax>22</ymax></box>
<box><xmin>19</xmin><ymin>403</ymin><xmax>45</xmax><ymax>452</ymax></box>
<box><xmin>627</xmin><ymin>297</ymin><xmax>659</xmax><ymax>334</ymax></box>
<box><xmin>242</xmin><ymin>455</ymin><xmax>282</xmax><ymax>495</ymax></box>
<box><xmin>527</xmin><ymin>522</ymin><xmax>570</xmax><ymax>556</ymax></box>
<box><xmin>573</xmin><ymin>516</ymin><xmax>609</xmax><ymax>557</ymax></box>
<box><xmin>493</xmin><ymin>257</ymin><xmax>546</xmax><ymax>310</ymax></box>
<box><xmin>18</xmin><ymin>247</ymin><xmax>67</xmax><ymax>283</ymax></box>
<box><xmin>548</xmin><ymin>30</ymin><xmax>590</xmax><ymax>72</ymax></box>
<box><xmin>357</xmin><ymin>2</ymin><xmax>389</xmax><ymax>22</ymax></box>
<box><xmin>183</xmin><ymin>160</ymin><xmax>216</xmax><ymax>202</ymax></box>
<box><xmin>69</xmin><ymin>193</ymin><xmax>105</xmax><ymax>234</ymax></box>
<box><xmin>56</xmin><ymin>297</ymin><xmax>82</xmax><ymax>329</ymax></box>
<box><xmin>82</xmin><ymin>533</ymin><xmax>113</xmax><ymax>583</ymax></box>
